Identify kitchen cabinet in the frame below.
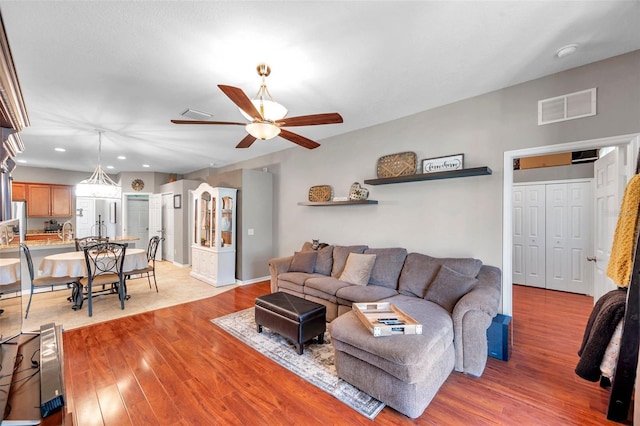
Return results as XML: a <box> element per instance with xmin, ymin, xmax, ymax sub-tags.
<box><xmin>24</xmin><ymin>183</ymin><xmax>73</xmax><ymax>217</ymax></box>
<box><xmin>50</xmin><ymin>185</ymin><xmax>72</xmax><ymax>216</ymax></box>
<box><xmin>11</xmin><ymin>182</ymin><xmax>26</xmax><ymax>201</ymax></box>
<box><xmin>25</xmin><ymin>234</ymin><xmax>58</xmax><ymax>241</ymax></box>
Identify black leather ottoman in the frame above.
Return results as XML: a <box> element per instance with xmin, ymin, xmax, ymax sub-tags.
<box><xmin>255</xmin><ymin>292</ymin><xmax>326</xmax><ymax>355</ymax></box>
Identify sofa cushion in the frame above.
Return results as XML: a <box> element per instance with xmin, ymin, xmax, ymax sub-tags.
<box><xmin>305</xmin><ymin>276</ymin><xmax>354</xmax><ymax>297</ymax></box>
<box><xmin>398</xmin><ymin>253</ymin><xmax>483</xmax><ymax>298</ymax></box>
<box><xmin>339</xmin><ymin>253</ymin><xmax>376</xmax><ymax>286</ymax></box>
<box><xmin>364</xmin><ymin>247</ymin><xmax>408</xmax><ymax>289</ymax></box>
<box><xmin>278</xmin><ymin>279</ymin><xmax>304</xmax><ymax>294</ymax></box>
<box><xmin>336</xmin><ymin>285</ymin><xmax>398</xmax><ymax>305</ymax></box>
<box><xmin>331</xmin><ymin>245</ymin><xmax>368</xmax><ymax>277</ymax></box>
<box><xmin>424</xmin><ymin>265</ymin><xmax>478</xmax><ymax>312</ymax></box>
<box><xmin>330</xmin><ymin>295</ymin><xmax>453</xmax><ymax>383</ymax></box>
<box><xmin>290</xmin><ymin>251</ymin><xmax>317</xmax><ymax>273</ymax></box>
<box><xmin>278</xmin><ymin>272</ymin><xmax>323</xmax><ymax>286</ymax></box>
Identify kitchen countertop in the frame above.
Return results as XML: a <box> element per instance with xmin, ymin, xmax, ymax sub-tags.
<box><xmin>0</xmin><ymin>236</ymin><xmax>140</xmax><ymax>251</ymax></box>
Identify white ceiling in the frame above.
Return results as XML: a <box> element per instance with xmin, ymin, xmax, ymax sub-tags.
<box><xmin>0</xmin><ymin>1</ymin><xmax>639</xmax><ymax>174</ymax></box>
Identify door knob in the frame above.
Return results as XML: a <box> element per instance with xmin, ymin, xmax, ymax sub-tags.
<box><xmin>587</xmin><ymin>256</ymin><xmax>597</xmax><ymax>262</ymax></box>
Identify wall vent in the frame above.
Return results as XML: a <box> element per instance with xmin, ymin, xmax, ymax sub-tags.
<box><xmin>538</xmin><ymin>88</ymin><xmax>596</xmax><ymax>125</ymax></box>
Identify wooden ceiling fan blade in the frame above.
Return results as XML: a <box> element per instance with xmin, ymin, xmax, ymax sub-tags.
<box><xmin>275</xmin><ymin>113</ymin><xmax>343</xmax><ymax>127</ymax></box>
<box><xmin>279</xmin><ymin>129</ymin><xmax>320</xmax><ymax>149</ymax></box>
<box><xmin>218</xmin><ymin>85</ymin><xmax>263</xmax><ymax>121</ymax></box>
<box><xmin>171</xmin><ymin>119</ymin><xmax>245</xmax><ymax>125</ymax></box>
<box><xmin>236</xmin><ymin>134</ymin><xmax>257</xmax><ymax>149</ymax></box>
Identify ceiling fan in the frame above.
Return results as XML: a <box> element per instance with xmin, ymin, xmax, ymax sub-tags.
<box><xmin>171</xmin><ymin>64</ymin><xmax>343</xmax><ymax>149</ymax></box>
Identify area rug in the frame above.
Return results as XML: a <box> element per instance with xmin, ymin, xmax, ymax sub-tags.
<box><xmin>211</xmin><ymin>307</ymin><xmax>385</xmax><ymax>420</ymax></box>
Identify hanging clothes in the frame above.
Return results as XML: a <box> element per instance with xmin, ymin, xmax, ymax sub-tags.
<box><xmin>576</xmin><ymin>288</ymin><xmax>627</xmax><ymax>382</ymax></box>
<box><xmin>606</xmin><ymin>174</ymin><xmax>640</xmax><ymax>287</ymax></box>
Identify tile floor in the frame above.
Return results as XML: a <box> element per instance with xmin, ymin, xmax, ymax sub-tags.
<box><xmin>16</xmin><ymin>261</ymin><xmax>238</xmax><ymax>332</ymax></box>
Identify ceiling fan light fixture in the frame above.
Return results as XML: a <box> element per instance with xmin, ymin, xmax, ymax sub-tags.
<box><xmin>246</xmin><ymin>122</ymin><xmax>281</xmax><ymax>140</ymax></box>
<box><xmin>238</xmin><ymin>63</ymin><xmax>288</xmax><ymax>122</ymax></box>
<box><xmin>239</xmin><ymin>99</ymin><xmax>288</xmax><ymax>122</ymax></box>
<box><xmin>76</xmin><ymin>131</ymin><xmax>122</xmax><ymax>199</ymax></box>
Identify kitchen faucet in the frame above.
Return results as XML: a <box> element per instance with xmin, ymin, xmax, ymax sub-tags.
<box><xmin>59</xmin><ymin>221</ymin><xmax>73</xmax><ymax>241</ymax></box>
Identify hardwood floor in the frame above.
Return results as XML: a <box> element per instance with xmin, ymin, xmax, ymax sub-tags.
<box><xmin>59</xmin><ymin>283</ymin><xmax>626</xmax><ymax>425</ymax></box>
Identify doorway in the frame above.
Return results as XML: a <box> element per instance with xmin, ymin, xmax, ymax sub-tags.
<box><xmin>125</xmin><ymin>195</ymin><xmax>149</xmax><ymax>245</ymax></box>
<box><xmin>502</xmin><ymin>133</ymin><xmax>640</xmax><ymax>316</ymax></box>
<box><xmin>162</xmin><ymin>193</ymin><xmax>174</xmax><ymax>262</ymax></box>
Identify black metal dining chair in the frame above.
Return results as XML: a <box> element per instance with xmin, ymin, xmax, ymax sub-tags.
<box><xmin>79</xmin><ymin>242</ymin><xmax>127</xmax><ymax>317</ymax></box>
<box><xmin>21</xmin><ymin>243</ymin><xmax>80</xmax><ymax>319</ymax></box>
<box><xmin>74</xmin><ymin>236</ymin><xmax>109</xmax><ymax>252</ymax></box>
<box><xmin>127</xmin><ymin>236</ymin><xmax>162</xmax><ymax>292</ymax></box>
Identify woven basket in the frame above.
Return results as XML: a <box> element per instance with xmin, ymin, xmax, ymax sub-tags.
<box><xmin>308</xmin><ymin>185</ymin><xmax>332</xmax><ymax>202</ymax></box>
<box><xmin>376</xmin><ymin>152</ymin><xmax>417</xmax><ymax>178</ymax></box>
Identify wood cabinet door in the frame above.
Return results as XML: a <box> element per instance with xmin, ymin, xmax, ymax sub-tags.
<box><xmin>11</xmin><ymin>182</ymin><xmax>26</xmax><ymax>201</ymax></box>
<box><xmin>25</xmin><ymin>234</ymin><xmax>54</xmax><ymax>241</ymax></box>
<box><xmin>50</xmin><ymin>185</ymin><xmax>72</xmax><ymax>217</ymax></box>
<box><xmin>27</xmin><ymin>184</ymin><xmax>52</xmax><ymax>217</ymax></box>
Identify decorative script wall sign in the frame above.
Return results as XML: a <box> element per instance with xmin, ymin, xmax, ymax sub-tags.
<box><xmin>422</xmin><ymin>154</ymin><xmax>464</xmax><ymax>174</ymax></box>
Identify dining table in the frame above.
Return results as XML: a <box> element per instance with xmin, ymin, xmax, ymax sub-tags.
<box><xmin>0</xmin><ymin>257</ymin><xmax>21</xmax><ymax>289</ymax></box>
<box><xmin>39</xmin><ymin>248</ymin><xmax>148</xmax><ymax>310</ymax></box>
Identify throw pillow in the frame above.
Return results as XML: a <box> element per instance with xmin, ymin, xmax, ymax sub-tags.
<box><xmin>424</xmin><ymin>265</ymin><xmax>478</xmax><ymax>312</ymax></box>
<box><xmin>339</xmin><ymin>253</ymin><xmax>377</xmax><ymax>286</ymax></box>
<box><xmin>331</xmin><ymin>245</ymin><xmax>368</xmax><ymax>277</ymax></box>
<box><xmin>398</xmin><ymin>252</ymin><xmax>482</xmax><ymax>298</ymax></box>
<box><xmin>313</xmin><ymin>245</ymin><xmax>334</xmax><ymax>275</ymax></box>
<box><xmin>289</xmin><ymin>251</ymin><xmax>317</xmax><ymax>273</ymax></box>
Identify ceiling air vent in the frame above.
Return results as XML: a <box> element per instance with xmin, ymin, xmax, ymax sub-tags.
<box><xmin>538</xmin><ymin>88</ymin><xmax>596</xmax><ymax>125</ymax></box>
<box><xmin>181</xmin><ymin>108</ymin><xmax>213</xmax><ymax>120</ymax></box>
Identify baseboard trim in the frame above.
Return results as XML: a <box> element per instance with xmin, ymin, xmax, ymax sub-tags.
<box><xmin>236</xmin><ymin>275</ymin><xmax>270</xmax><ymax>286</ymax></box>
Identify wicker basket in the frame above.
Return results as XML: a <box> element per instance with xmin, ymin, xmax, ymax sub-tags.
<box><xmin>308</xmin><ymin>185</ymin><xmax>332</xmax><ymax>202</ymax></box>
<box><xmin>349</xmin><ymin>182</ymin><xmax>369</xmax><ymax>200</ymax></box>
<box><xmin>376</xmin><ymin>152</ymin><xmax>417</xmax><ymax>178</ymax></box>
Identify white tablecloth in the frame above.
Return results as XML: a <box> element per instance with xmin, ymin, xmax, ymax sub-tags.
<box><xmin>0</xmin><ymin>258</ymin><xmax>20</xmax><ymax>285</ymax></box>
<box><xmin>39</xmin><ymin>248</ymin><xmax>148</xmax><ymax>278</ymax></box>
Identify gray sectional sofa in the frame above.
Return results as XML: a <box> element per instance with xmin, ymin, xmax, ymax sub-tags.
<box><xmin>267</xmin><ymin>242</ymin><xmax>501</xmax><ymax>418</ymax></box>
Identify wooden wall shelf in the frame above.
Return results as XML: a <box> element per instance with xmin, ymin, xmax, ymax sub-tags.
<box><xmin>298</xmin><ymin>200</ymin><xmax>378</xmax><ymax>206</ymax></box>
<box><xmin>364</xmin><ymin>166</ymin><xmax>492</xmax><ymax>186</ymax></box>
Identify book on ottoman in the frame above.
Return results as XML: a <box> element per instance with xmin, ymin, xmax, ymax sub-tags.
<box><xmin>353</xmin><ymin>302</ymin><xmax>422</xmax><ymax>337</ymax></box>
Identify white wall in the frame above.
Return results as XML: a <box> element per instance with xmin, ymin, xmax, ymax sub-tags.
<box><xmin>215</xmin><ymin>50</ymin><xmax>640</xmax><ymax>275</ymax></box>
<box><xmin>10</xmin><ymin>50</ymin><xmax>640</xmax><ymax>306</ymax></box>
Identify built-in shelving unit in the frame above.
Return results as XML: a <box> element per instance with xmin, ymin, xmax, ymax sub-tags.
<box><xmin>364</xmin><ymin>166</ymin><xmax>492</xmax><ymax>186</ymax></box>
<box><xmin>298</xmin><ymin>200</ymin><xmax>378</xmax><ymax>206</ymax></box>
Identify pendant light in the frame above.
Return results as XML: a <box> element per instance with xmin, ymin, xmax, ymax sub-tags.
<box><xmin>76</xmin><ymin>130</ymin><xmax>121</xmax><ymax>199</ymax></box>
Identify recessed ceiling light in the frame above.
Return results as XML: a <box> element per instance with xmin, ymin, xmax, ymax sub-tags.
<box><xmin>17</xmin><ymin>159</ymin><xmax>26</xmax><ymax>163</ymax></box>
<box><xmin>54</xmin><ymin>147</ymin><xmax>66</xmax><ymax>152</ymax></box>
<box><xmin>556</xmin><ymin>44</ymin><xmax>579</xmax><ymax>59</ymax></box>
<box><xmin>117</xmin><ymin>155</ymin><xmax>126</xmax><ymax>160</ymax></box>
<box><xmin>106</xmin><ymin>165</ymin><xmax>114</xmax><ymax>169</ymax></box>
<box><xmin>142</xmin><ymin>164</ymin><xmax>150</xmax><ymax>168</ymax></box>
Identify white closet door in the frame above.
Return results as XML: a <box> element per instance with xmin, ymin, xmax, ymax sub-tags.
<box><xmin>545</xmin><ymin>182</ymin><xmax>592</xmax><ymax>294</ymax></box>
<box><xmin>524</xmin><ymin>185</ymin><xmax>546</xmax><ymax>288</ymax></box>
<box><xmin>512</xmin><ymin>186</ymin><xmax>526</xmax><ymax>284</ymax></box>
<box><xmin>546</xmin><ymin>184</ymin><xmax>567</xmax><ymax>291</ymax></box>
